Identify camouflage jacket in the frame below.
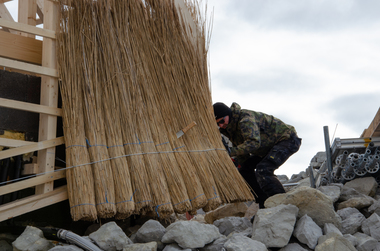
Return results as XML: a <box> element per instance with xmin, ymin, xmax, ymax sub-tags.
<box><xmin>219</xmin><ymin>103</ymin><xmax>297</xmax><ymax>162</ymax></box>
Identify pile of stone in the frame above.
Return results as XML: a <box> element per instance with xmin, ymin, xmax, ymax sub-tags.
<box><xmin>4</xmin><ymin>174</ymin><xmax>380</xmax><ymax>251</ymax></box>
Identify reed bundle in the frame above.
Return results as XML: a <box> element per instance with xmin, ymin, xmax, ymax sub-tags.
<box><xmin>57</xmin><ymin>4</ymin><xmax>97</xmax><ymax>221</ymax></box>
<box><xmin>57</xmin><ymin>0</ymin><xmax>253</xmax><ymax>221</ymax></box>
<box><xmin>94</xmin><ymin>2</ymin><xmax>135</xmax><ymax>219</ymax></box>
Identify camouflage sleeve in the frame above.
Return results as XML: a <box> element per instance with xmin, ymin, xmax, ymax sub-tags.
<box><xmin>229</xmin><ymin>117</ymin><xmax>261</xmax><ymax>157</ymax></box>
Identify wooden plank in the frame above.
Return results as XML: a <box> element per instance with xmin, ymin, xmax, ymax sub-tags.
<box><xmin>22</xmin><ymin>163</ymin><xmax>38</xmax><ymax>175</ymax></box>
<box><xmin>0</xmin><ymin>57</ymin><xmax>58</xmax><ymax>77</ymax></box>
<box><xmin>0</xmin><ymin>136</ymin><xmax>64</xmax><ymax>160</ymax></box>
<box><xmin>0</xmin><ymin>98</ymin><xmax>62</xmax><ymax>116</ymax></box>
<box><xmin>0</xmin><ymin>1</ymin><xmax>13</xmax><ymax>3</ymax></box>
<box><xmin>0</xmin><ymin>138</ymin><xmax>36</xmax><ymax>148</ymax></box>
<box><xmin>0</xmin><ymin>169</ymin><xmax>66</xmax><ymax>196</ymax></box>
<box><xmin>0</xmin><ymin>18</ymin><xmax>55</xmax><ymax>38</ymax></box>
<box><xmin>0</xmin><ymin>3</ymin><xmax>16</xmax><ymax>34</ymax></box>
<box><xmin>36</xmin><ymin>0</ymin><xmax>59</xmax><ymax>195</ymax></box>
<box><xmin>36</xmin><ymin>0</ymin><xmax>44</xmax><ymax>23</ymax></box>
<box><xmin>0</xmin><ymin>30</ymin><xmax>42</xmax><ymax>64</ymax></box>
<box><xmin>0</xmin><ymin>185</ymin><xmax>67</xmax><ymax>222</ymax></box>
<box><xmin>18</xmin><ymin>0</ymin><xmax>37</xmax><ymax>38</ymax></box>
<box><xmin>361</xmin><ymin>108</ymin><xmax>380</xmax><ymax>138</ymax></box>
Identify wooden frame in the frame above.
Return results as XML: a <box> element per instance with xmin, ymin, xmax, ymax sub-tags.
<box><xmin>0</xmin><ymin>0</ymin><xmax>66</xmax><ymax>222</ymax></box>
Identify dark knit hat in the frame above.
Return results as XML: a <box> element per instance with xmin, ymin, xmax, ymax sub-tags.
<box><xmin>213</xmin><ymin>102</ymin><xmax>232</xmax><ymax>120</ymax></box>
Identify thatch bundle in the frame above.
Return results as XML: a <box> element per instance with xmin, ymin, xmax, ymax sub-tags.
<box><xmin>57</xmin><ymin>0</ymin><xmax>253</xmax><ymax>221</ymax></box>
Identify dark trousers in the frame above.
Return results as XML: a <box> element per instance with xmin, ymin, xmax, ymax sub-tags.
<box><xmin>239</xmin><ymin>132</ymin><xmax>301</xmax><ymax>208</ymax></box>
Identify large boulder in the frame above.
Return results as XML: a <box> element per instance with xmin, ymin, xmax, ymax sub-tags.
<box><xmin>265</xmin><ymin>186</ymin><xmax>342</xmax><ymax>229</ymax></box>
<box><xmin>293</xmin><ymin>214</ymin><xmax>323</xmax><ymax>249</ymax></box>
<box><xmin>315</xmin><ymin>232</ymin><xmax>356</xmax><ymax>251</ymax></box>
<box><xmin>251</xmin><ymin>204</ymin><xmax>298</xmax><ymax>248</ymax></box>
<box><xmin>344</xmin><ymin>177</ymin><xmax>378</xmax><ymax>197</ymax></box>
<box><xmin>161</xmin><ymin>221</ymin><xmax>220</xmax><ymax>249</ymax></box>
<box><xmin>12</xmin><ymin>226</ymin><xmax>54</xmax><ymax>251</ymax></box>
<box><xmin>204</xmin><ymin>203</ymin><xmax>248</xmax><ymax>224</ymax></box>
<box><xmin>213</xmin><ymin>217</ymin><xmax>251</xmax><ymax>236</ymax></box>
<box><xmin>337</xmin><ymin>207</ymin><xmax>366</xmax><ymax>235</ymax></box>
<box><xmin>89</xmin><ymin>222</ymin><xmax>132</xmax><ymax>251</ymax></box>
<box><xmin>224</xmin><ymin>234</ymin><xmax>267</xmax><ymax>251</ymax></box>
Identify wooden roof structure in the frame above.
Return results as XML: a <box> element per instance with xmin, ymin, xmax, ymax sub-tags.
<box><xmin>361</xmin><ymin>108</ymin><xmax>380</xmax><ymax>138</ymax></box>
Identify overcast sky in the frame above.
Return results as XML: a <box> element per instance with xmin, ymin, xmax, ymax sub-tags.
<box><xmin>4</xmin><ymin>0</ymin><xmax>380</xmax><ymax>178</ymax></box>
<box><xmin>206</xmin><ymin>0</ymin><xmax>380</xmax><ymax>177</ymax></box>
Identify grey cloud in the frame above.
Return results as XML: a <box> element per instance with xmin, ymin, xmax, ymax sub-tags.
<box><xmin>221</xmin><ymin>0</ymin><xmax>380</xmax><ymax>32</ymax></box>
<box><xmin>213</xmin><ymin>69</ymin><xmax>316</xmax><ymax>94</ymax></box>
<box><xmin>325</xmin><ymin>93</ymin><xmax>379</xmax><ymax>134</ymax></box>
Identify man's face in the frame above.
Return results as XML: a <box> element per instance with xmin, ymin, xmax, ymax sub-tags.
<box><xmin>216</xmin><ymin>115</ymin><xmax>229</xmax><ymax>129</ymax></box>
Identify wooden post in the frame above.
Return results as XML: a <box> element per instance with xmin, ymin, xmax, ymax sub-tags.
<box><xmin>35</xmin><ymin>0</ymin><xmax>58</xmax><ymax>195</ymax></box>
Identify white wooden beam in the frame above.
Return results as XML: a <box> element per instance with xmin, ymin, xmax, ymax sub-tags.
<box><xmin>0</xmin><ymin>2</ymin><xmax>16</xmax><ymax>34</ymax></box>
<box><xmin>0</xmin><ymin>18</ymin><xmax>55</xmax><ymax>38</ymax></box>
<box><xmin>18</xmin><ymin>0</ymin><xmax>37</xmax><ymax>38</ymax></box>
<box><xmin>0</xmin><ymin>57</ymin><xmax>58</xmax><ymax>77</ymax></box>
<box><xmin>0</xmin><ymin>136</ymin><xmax>64</xmax><ymax>160</ymax></box>
<box><xmin>0</xmin><ymin>185</ymin><xmax>67</xmax><ymax>222</ymax></box>
<box><xmin>0</xmin><ymin>169</ymin><xmax>66</xmax><ymax>196</ymax></box>
<box><xmin>0</xmin><ymin>98</ymin><xmax>62</xmax><ymax>116</ymax></box>
<box><xmin>36</xmin><ymin>0</ymin><xmax>59</xmax><ymax>195</ymax></box>
<box><xmin>0</xmin><ymin>138</ymin><xmax>36</xmax><ymax>148</ymax></box>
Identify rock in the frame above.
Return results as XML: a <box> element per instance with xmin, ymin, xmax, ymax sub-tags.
<box><xmin>199</xmin><ymin>236</ymin><xmax>228</xmax><ymax>251</ymax></box>
<box><xmin>315</xmin><ymin>232</ymin><xmax>356</xmax><ymax>251</ymax></box>
<box><xmin>135</xmin><ymin>220</ymin><xmax>166</xmax><ymax>243</ymax></box>
<box><xmin>279</xmin><ymin>242</ymin><xmax>308</xmax><ymax>251</ymax></box>
<box><xmin>224</xmin><ymin>235</ymin><xmax>267</xmax><ymax>251</ymax></box>
<box><xmin>89</xmin><ymin>221</ymin><xmax>132</xmax><ymax>251</ymax></box>
<box><xmin>344</xmin><ymin>177</ymin><xmax>378</xmax><ymax>197</ymax></box>
<box><xmin>251</xmin><ymin>204</ymin><xmax>298</xmax><ymax>248</ymax></box>
<box><xmin>49</xmin><ymin>245</ymin><xmax>84</xmax><ymax>251</ymax></box>
<box><xmin>0</xmin><ymin>240</ymin><xmax>12</xmax><ymax>251</ymax></box>
<box><xmin>337</xmin><ymin>195</ymin><xmax>375</xmax><ymax>210</ymax></box>
<box><xmin>343</xmin><ymin>234</ymin><xmax>358</xmax><ymax>247</ymax></box>
<box><xmin>368</xmin><ymin>199</ymin><xmax>380</xmax><ymax>216</ymax></box>
<box><xmin>162</xmin><ymin>243</ymin><xmax>191</xmax><ymax>251</ymax></box>
<box><xmin>12</xmin><ymin>226</ymin><xmax>54</xmax><ymax>251</ymax></box>
<box><xmin>213</xmin><ymin>217</ymin><xmax>251</xmax><ymax>236</ymax></box>
<box><xmin>313</xmin><ymin>152</ymin><xmax>327</xmax><ymax>163</ymax></box>
<box><xmin>265</xmin><ymin>186</ymin><xmax>342</xmax><ymax>229</ymax></box>
<box><xmin>227</xmin><ymin>228</ymin><xmax>252</xmax><ymax>239</ymax></box>
<box><xmin>161</xmin><ymin>221</ymin><xmax>220</xmax><ymax>249</ymax></box>
<box><xmin>123</xmin><ymin>241</ymin><xmax>157</xmax><ymax>251</ymax></box>
<box><xmin>204</xmin><ymin>203</ymin><xmax>248</xmax><ymax>224</ymax></box>
<box><xmin>354</xmin><ymin>232</ymin><xmax>379</xmax><ymax>251</ymax></box>
<box><xmin>361</xmin><ymin>213</ymin><xmax>380</xmax><ymax>241</ymax></box>
<box><xmin>339</xmin><ymin>187</ymin><xmax>364</xmax><ymax>201</ymax></box>
<box><xmin>323</xmin><ymin>223</ymin><xmax>342</xmax><ymax>236</ymax></box>
<box><xmin>293</xmin><ymin>214</ymin><xmax>323</xmax><ymax>249</ymax></box>
<box><xmin>336</xmin><ymin>207</ymin><xmax>365</xmax><ymax>235</ymax></box>
<box><xmin>244</xmin><ymin>202</ymin><xmax>259</xmax><ymax>219</ymax></box>
<box><xmin>317</xmin><ymin>185</ymin><xmax>341</xmax><ymax>203</ymax></box>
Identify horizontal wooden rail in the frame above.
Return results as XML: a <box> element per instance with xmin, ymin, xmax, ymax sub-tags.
<box><xmin>0</xmin><ymin>185</ymin><xmax>68</xmax><ymax>222</ymax></box>
<box><xmin>0</xmin><ymin>18</ymin><xmax>56</xmax><ymax>39</ymax></box>
<box><xmin>0</xmin><ymin>169</ymin><xmax>66</xmax><ymax>196</ymax></box>
<box><xmin>0</xmin><ymin>98</ymin><xmax>62</xmax><ymax>116</ymax></box>
<box><xmin>0</xmin><ymin>57</ymin><xmax>58</xmax><ymax>77</ymax></box>
<box><xmin>0</xmin><ymin>138</ymin><xmax>36</xmax><ymax>148</ymax></box>
<box><xmin>0</xmin><ymin>136</ymin><xmax>65</xmax><ymax>160</ymax></box>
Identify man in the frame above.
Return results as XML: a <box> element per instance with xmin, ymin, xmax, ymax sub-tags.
<box><xmin>213</xmin><ymin>102</ymin><xmax>301</xmax><ymax>208</ymax></box>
